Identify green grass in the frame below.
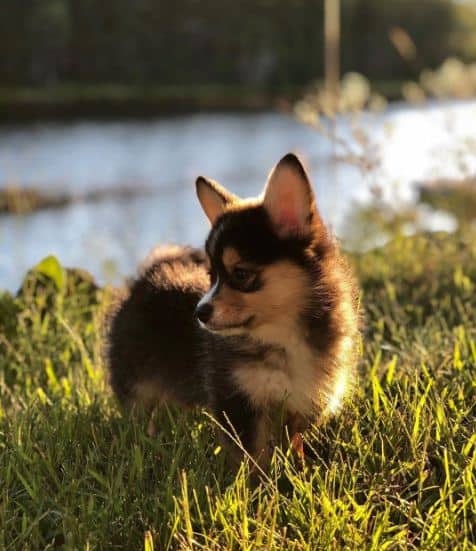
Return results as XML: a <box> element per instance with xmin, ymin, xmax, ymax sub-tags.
<box><xmin>0</xmin><ymin>230</ymin><xmax>475</xmax><ymax>550</ymax></box>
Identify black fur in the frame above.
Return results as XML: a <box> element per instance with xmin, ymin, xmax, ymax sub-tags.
<box><xmin>207</xmin><ymin>205</ymin><xmax>313</xmax><ymax>267</ymax></box>
<box><xmin>108</xmin><ymin>247</ymin><xmax>209</xmax><ymax>408</ymax></box>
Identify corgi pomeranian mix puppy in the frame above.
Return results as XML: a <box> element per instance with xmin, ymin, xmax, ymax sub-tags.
<box><xmin>107</xmin><ymin>153</ymin><xmax>359</xmax><ymax>466</ymax></box>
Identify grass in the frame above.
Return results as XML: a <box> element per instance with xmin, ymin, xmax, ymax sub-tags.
<box><xmin>0</xmin><ymin>229</ymin><xmax>475</xmax><ymax>549</ymax></box>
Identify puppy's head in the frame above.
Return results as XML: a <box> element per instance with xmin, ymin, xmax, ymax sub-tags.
<box><xmin>195</xmin><ymin>153</ymin><xmax>326</xmax><ymax>338</ymax></box>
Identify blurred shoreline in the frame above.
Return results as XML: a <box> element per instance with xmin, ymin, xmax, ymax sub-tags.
<box><xmin>0</xmin><ymin>81</ymin><xmax>403</xmax><ymax>123</ymax></box>
<box><xmin>0</xmin><ymin>185</ymin><xmax>154</xmax><ymax>216</ymax></box>
<box><xmin>1</xmin><ymin>101</ymin><xmax>474</xmax><ymax>291</ymax></box>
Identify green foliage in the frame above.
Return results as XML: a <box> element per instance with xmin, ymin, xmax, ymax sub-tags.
<box><xmin>33</xmin><ymin>256</ymin><xmax>66</xmax><ymax>291</ymax></box>
<box><xmin>1</xmin><ymin>234</ymin><xmax>475</xmax><ymax>549</ymax></box>
<box><xmin>419</xmin><ymin>180</ymin><xmax>476</xmax><ymax>229</ymax></box>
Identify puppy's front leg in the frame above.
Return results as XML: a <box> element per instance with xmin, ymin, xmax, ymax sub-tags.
<box><xmin>212</xmin><ymin>391</ymin><xmax>270</xmax><ymax>467</ymax></box>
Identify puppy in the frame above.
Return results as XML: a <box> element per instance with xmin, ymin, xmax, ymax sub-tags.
<box><xmin>107</xmin><ymin>153</ymin><xmax>360</xmax><ymax>466</ymax></box>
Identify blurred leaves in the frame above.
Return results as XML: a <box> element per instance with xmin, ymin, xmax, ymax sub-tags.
<box><xmin>341</xmin><ymin>178</ymin><xmax>476</xmax><ymax>252</ymax></box>
<box><xmin>294</xmin><ymin>72</ymin><xmax>386</xmax><ymax>179</ymax></box>
<box><xmin>403</xmin><ymin>57</ymin><xmax>476</xmax><ymax>103</ymax></box>
<box><xmin>34</xmin><ymin>256</ymin><xmax>66</xmax><ymax>292</ymax></box>
<box><xmin>295</xmin><ymin>72</ymin><xmax>387</xmax><ymax>123</ymax></box>
<box><xmin>418</xmin><ymin>178</ymin><xmax>476</xmax><ymax>230</ymax></box>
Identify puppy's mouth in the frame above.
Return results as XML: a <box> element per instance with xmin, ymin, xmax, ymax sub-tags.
<box><xmin>198</xmin><ymin>316</ymin><xmax>254</xmax><ymax>333</ymax></box>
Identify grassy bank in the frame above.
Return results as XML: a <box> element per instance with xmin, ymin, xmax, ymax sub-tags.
<box><xmin>0</xmin><ymin>185</ymin><xmax>154</xmax><ymax>216</ymax></box>
<box><xmin>0</xmin><ymin>84</ymin><xmax>296</xmax><ymax>122</ymax></box>
<box><xmin>0</xmin><ymin>81</ymin><xmax>404</xmax><ymax>122</ymax></box>
<box><xmin>0</xmin><ymin>230</ymin><xmax>475</xmax><ymax>549</ymax></box>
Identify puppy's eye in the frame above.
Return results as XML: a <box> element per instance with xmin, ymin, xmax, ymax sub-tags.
<box><xmin>232</xmin><ymin>267</ymin><xmax>253</xmax><ymax>283</ymax></box>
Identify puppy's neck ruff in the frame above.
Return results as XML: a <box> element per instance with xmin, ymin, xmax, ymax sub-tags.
<box><xmin>232</xmin><ymin>319</ymin><xmax>323</xmax><ymax>416</ymax></box>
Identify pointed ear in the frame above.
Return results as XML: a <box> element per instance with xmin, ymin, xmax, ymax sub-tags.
<box><xmin>196</xmin><ymin>176</ymin><xmax>236</xmax><ymax>224</ymax></box>
<box><xmin>263</xmin><ymin>153</ymin><xmax>315</xmax><ymax>237</ymax></box>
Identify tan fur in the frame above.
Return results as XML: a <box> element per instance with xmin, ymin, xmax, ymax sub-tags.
<box><xmin>139</xmin><ymin>244</ymin><xmax>188</xmax><ymax>273</ymax></box>
<box><xmin>314</xmin><ymin>254</ymin><xmax>359</xmax><ymax>415</ymax></box>
<box><xmin>231</xmin><ymin>257</ymin><xmax>356</xmax><ymax>420</ymax></box>
<box><xmin>204</xmin><ymin>283</ymin><xmax>248</xmax><ymax>330</ymax></box>
<box><xmin>233</xmin><ymin>330</ymin><xmax>319</xmax><ymax>416</ymax></box>
<box><xmin>205</xmin><ymin>260</ymin><xmax>311</xmax><ymax>332</ymax></box>
<box><xmin>202</xmin><ymin>256</ymin><xmax>356</xmax><ymax>418</ymax></box>
<box><xmin>133</xmin><ymin>380</ymin><xmax>171</xmax><ymax>409</ymax></box>
<box><xmin>223</xmin><ymin>197</ymin><xmax>261</xmax><ymax>213</ymax></box>
<box><xmin>216</xmin><ymin>261</ymin><xmax>314</xmax><ymax>415</ymax></box>
<box><xmin>246</xmin><ymin>261</ymin><xmax>311</xmax><ymax>326</ymax></box>
<box><xmin>196</xmin><ymin>177</ymin><xmax>238</xmax><ymax>224</ymax></box>
<box><xmin>222</xmin><ymin>247</ymin><xmax>241</xmax><ymax>272</ymax></box>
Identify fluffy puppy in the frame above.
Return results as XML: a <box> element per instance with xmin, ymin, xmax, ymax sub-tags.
<box><xmin>107</xmin><ymin>153</ymin><xmax>360</xmax><ymax>465</ymax></box>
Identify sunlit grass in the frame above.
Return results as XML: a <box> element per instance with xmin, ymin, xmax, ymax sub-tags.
<box><xmin>1</xmin><ymin>230</ymin><xmax>475</xmax><ymax>549</ymax></box>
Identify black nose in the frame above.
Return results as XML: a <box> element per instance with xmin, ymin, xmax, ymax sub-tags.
<box><xmin>195</xmin><ymin>303</ymin><xmax>213</xmax><ymax>324</ymax></box>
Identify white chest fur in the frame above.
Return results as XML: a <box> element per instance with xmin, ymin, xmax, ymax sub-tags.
<box><xmin>232</xmin><ymin>326</ymin><xmax>319</xmax><ymax>415</ymax></box>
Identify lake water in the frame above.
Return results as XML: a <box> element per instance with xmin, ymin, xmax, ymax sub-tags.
<box><xmin>1</xmin><ymin>101</ymin><xmax>475</xmax><ymax>291</ymax></box>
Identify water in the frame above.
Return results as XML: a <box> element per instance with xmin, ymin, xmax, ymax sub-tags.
<box><xmin>1</xmin><ymin>102</ymin><xmax>475</xmax><ymax>291</ymax></box>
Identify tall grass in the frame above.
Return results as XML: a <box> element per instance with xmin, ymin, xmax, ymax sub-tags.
<box><xmin>0</xmin><ymin>230</ymin><xmax>475</xmax><ymax>549</ymax></box>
